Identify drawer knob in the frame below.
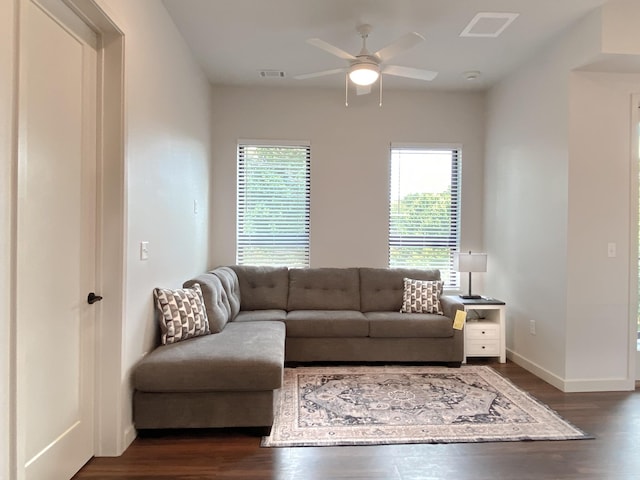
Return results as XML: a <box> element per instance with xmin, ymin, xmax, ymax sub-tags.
<box><xmin>482</xmin><ymin>346</ymin><xmax>486</xmax><ymax>349</ymax></box>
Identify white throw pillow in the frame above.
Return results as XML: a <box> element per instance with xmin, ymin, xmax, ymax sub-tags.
<box><xmin>153</xmin><ymin>283</ymin><xmax>210</xmax><ymax>344</ymax></box>
<box><xmin>401</xmin><ymin>278</ymin><xmax>444</xmax><ymax>315</ymax></box>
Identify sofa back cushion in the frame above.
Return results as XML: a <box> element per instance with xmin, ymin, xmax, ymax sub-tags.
<box><xmin>288</xmin><ymin>267</ymin><xmax>360</xmax><ymax>311</ymax></box>
<box><xmin>210</xmin><ymin>266</ymin><xmax>241</xmax><ymax>319</ymax></box>
<box><xmin>359</xmin><ymin>267</ymin><xmax>441</xmax><ymax>312</ymax></box>
<box><xmin>230</xmin><ymin>265</ymin><xmax>289</xmax><ymax>310</ymax></box>
<box><xmin>182</xmin><ymin>274</ymin><xmax>230</xmax><ymax>333</ymax></box>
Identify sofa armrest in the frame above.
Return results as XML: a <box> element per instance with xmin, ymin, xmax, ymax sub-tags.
<box><xmin>183</xmin><ymin>273</ymin><xmax>231</xmax><ymax>333</ymax></box>
<box><xmin>439</xmin><ymin>295</ymin><xmax>465</xmax><ymax>321</ymax></box>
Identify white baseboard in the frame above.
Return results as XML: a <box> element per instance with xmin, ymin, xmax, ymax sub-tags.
<box><xmin>506</xmin><ymin>349</ymin><xmax>565</xmax><ymax>390</ymax></box>
<box><xmin>123</xmin><ymin>423</ymin><xmax>137</xmax><ymax>451</ymax></box>
<box><xmin>95</xmin><ymin>422</ymin><xmax>137</xmax><ymax>457</ymax></box>
<box><xmin>562</xmin><ymin>377</ymin><xmax>634</xmax><ymax>392</ymax></box>
<box><xmin>506</xmin><ymin>349</ymin><xmax>634</xmax><ymax>392</ymax></box>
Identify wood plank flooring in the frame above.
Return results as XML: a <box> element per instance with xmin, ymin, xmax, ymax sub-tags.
<box><xmin>73</xmin><ymin>360</ymin><xmax>640</xmax><ymax>480</ymax></box>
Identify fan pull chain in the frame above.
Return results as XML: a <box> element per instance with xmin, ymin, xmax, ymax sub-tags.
<box><xmin>345</xmin><ymin>73</ymin><xmax>349</xmax><ymax>107</ymax></box>
<box><xmin>379</xmin><ymin>74</ymin><xmax>383</xmax><ymax>107</ymax></box>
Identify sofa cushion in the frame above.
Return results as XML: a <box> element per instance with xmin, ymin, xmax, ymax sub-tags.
<box><xmin>183</xmin><ymin>274</ymin><xmax>229</xmax><ymax>333</ymax></box>
<box><xmin>287</xmin><ymin>267</ymin><xmax>360</xmax><ymax>311</ymax></box>
<box><xmin>133</xmin><ymin>322</ymin><xmax>285</xmax><ymax>393</ymax></box>
<box><xmin>401</xmin><ymin>278</ymin><xmax>444</xmax><ymax>314</ymax></box>
<box><xmin>359</xmin><ymin>267</ymin><xmax>441</xmax><ymax>312</ymax></box>
<box><xmin>211</xmin><ymin>267</ymin><xmax>241</xmax><ymax>319</ymax></box>
<box><xmin>231</xmin><ymin>265</ymin><xmax>289</xmax><ymax>310</ymax></box>
<box><xmin>234</xmin><ymin>309</ymin><xmax>287</xmax><ymax>322</ymax></box>
<box><xmin>153</xmin><ymin>284</ymin><xmax>210</xmax><ymax>344</ymax></box>
<box><xmin>285</xmin><ymin>310</ymin><xmax>368</xmax><ymax>337</ymax></box>
<box><xmin>365</xmin><ymin>312</ymin><xmax>453</xmax><ymax>338</ymax></box>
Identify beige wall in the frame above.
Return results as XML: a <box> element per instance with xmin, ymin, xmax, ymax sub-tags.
<box><xmin>486</xmin><ymin>4</ymin><xmax>639</xmax><ymax>391</ymax></box>
<box><xmin>210</xmin><ymin>86</ymin><xmax>486</xmax><ymax>279</ymax></box>
<box><xmin>567</xmin><ymin>72</ymin><xmax>640</xmax><ymax>384</ymax></box>
<box><xmin>100</xmin><ymin>0</ymin><xmax>212</xmax><ymax>448</ymax></box>
<box><xmin>485</xmin><ymin>10</ymin><xmax>601</xmax><ymax>387</ymax></box>
<box><xmin>602</xmin><ymin>0</ymin><xmax>640</xmax><ymax>55</ymax></box>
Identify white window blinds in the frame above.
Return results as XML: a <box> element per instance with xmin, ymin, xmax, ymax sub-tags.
<box><xmin>237</xmin><ymin>142</ymin><xmax>311</xmax><ymax>267</ymax></box>
<box><xmin>389</xmin><ymin>145</ymin><xmax>461</xmax><ymax>287</ymax></box>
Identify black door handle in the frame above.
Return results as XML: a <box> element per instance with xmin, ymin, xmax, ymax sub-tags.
<box><xmin>87</xmin><ymin>292</ymin><xmax>103</xmax><ymax>304</ymax></box>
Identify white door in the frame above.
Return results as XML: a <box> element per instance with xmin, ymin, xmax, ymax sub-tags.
<box><xmin>16</xmin><ymin>1</ymin><xmax>98</xmax><ymax>478</ymax></box>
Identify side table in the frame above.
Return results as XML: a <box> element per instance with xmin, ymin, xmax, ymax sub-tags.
<box><xmin>457</xmin><ymin>296</ymin><xmax>506</xmax><ymax>363</ymax></box>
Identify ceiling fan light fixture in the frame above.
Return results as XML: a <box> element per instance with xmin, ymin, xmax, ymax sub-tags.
<box><xmin>349</xmin><ymin>63</ymin><xmax>379</xmax><ymax>86</ymax></box>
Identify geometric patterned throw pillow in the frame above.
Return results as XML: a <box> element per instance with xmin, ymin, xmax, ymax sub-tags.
<box><xmin>153</xmin><ymin>283</ymin><xmax>210</xmax><ymax>345</ymax></box>
<box><xmin>400</xmin><ymin>278</ymin><xmax>444</xmax><ymax>315</ymax></box>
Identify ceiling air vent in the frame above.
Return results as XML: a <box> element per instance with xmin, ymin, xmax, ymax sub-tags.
<box><xmin>460</xmin><ymin>12</ymin><xmax>519</xmax><ymax>38</ymax></box>
<box><xmin>259</xmin><ymin>70</ymin><xmax>286</xmax><ymax>78</ymax></box>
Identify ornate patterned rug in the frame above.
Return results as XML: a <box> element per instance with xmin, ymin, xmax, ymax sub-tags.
<box><xmin>261</xmin><ymin>365</ymin><xmax>592</xmax><ymax>447</ymax></box>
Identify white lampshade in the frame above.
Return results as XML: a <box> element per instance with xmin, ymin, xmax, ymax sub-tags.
<box><xmin>454</xmin><ymin>251</ymin><xmax>487</xmax><ymax>273</ymax></box>
<box><xmin>349</xmin><ymin>64</ymin><xmax>379</xmax><ymax>86</ymax></box>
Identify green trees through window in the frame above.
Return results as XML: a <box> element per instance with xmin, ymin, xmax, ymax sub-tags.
<box><xmin>389</xmin><ymin>146</ymin><xmax>461</xmax><ymax>287</ymax></box>
<box><xmin>237</xmin><ymin>143</ymin><xmax>310</xmax><ymax>267</ymax></box>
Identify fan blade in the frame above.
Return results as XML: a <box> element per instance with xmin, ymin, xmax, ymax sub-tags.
<box><xmin>294</xmin><ymin>68</ymin><xmax>346</xmax><ymax>80</ymax></box>
<box><xmin>383</xmin><ymin>65</ymin><xmax>438</xmax><ymax>81</ymax></box>
<box><xmin>375</xmin><ymin>32</ymin><xmax>424</xmax><ymax>62</ymax></box>
<box><xmin>307</xmin><ymin>38</ymin><xmax>356</xmax><ymax>60</ymax></box>
<box><xmin>356</xmin><ymin>85</ymin><xmax>371</xmax><ymax>96</ymax></box>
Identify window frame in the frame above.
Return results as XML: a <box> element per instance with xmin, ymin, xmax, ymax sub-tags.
<box><xmin>236</xmin><ymin>139</ymin><xmax>311</xmax><ymax>267</ymax></box>
<box><xmin>388</xmin><ymin>143</ymin><xmax>461</xmax><ymax>288</ymax></box>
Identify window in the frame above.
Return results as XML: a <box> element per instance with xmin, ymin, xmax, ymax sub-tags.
<box><xmin>388</xmin><ymin>145</ymin><xmax>461</xmax><ymax>287</ymax></box>
<box><xmin>237</xmin><ymin>141</ymin><xmax>310</xmax><ymax>267</ymax></box>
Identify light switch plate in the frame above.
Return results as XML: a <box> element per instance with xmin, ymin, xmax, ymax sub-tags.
<box><xmin>140</xmin><ymin>241</ymin><xmax>149</xmax><ymax>260</ymax></box>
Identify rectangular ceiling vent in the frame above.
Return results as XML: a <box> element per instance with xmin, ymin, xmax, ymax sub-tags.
<box><xmin>259</xmin><ymin>70</ymin><xmax>286</xmax><ymax>78</ymax></box>
<box><xmin>460</xmin><ymin>12</ymin><xmax>519</xmax><ymax>38</ymax></box>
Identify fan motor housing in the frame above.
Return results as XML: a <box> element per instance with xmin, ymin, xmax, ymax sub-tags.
<box><xmin>351</xmin><ymin>55</ymin><xmax>380</xmax><ymax>68</ymax></box>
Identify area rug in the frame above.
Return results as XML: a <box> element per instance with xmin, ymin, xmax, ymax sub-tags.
<box><xmin>261</xmin><ymin>365</ymin><xmax>592</xmax><ymax>447</ymax></box>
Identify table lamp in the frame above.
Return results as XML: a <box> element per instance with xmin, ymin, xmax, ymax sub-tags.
<box><xmin>454</xmin><ymin>251</ymin><xmax>487</xmax><ymax>299</ymax></box>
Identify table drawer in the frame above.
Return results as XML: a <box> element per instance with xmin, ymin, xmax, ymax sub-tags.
<box><xmin>466</xmin><ymin>339</ymin><xmax>500</xmax><ymax>355</ymax></box>
<box><xmin>466</xmin><ymin>323</ymin><xmax>499</xmax><ymax>339</ymax></box>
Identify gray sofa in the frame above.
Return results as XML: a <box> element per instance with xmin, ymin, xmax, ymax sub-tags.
<box><xmin>132</xmin><ymin>266</ymin><xmax>465</xmax><ymax>430</ymax></box>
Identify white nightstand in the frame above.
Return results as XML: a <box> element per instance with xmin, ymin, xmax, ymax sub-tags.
<box><xmin>457</xmin><ymin>296</ymin><xmax>506</xmax><ymax>363</ymax></box>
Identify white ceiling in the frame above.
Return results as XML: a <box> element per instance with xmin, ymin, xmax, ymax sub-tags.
<box><xmin>162</xmin><ymin>0</ymin><xmax>607</xmax><ymax>91</ymax></box>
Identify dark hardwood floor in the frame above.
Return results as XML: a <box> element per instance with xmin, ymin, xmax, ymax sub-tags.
<box><xmin>74</xmin><ymin>360</ymin><xmax>640</xmax><ymax>480</ymax></box>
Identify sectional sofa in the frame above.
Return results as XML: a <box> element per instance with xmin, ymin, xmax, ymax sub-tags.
<box><xmin>132</xmin><ymin>266</ymin><xmax>465</xmax><ymax>429</ymax></box>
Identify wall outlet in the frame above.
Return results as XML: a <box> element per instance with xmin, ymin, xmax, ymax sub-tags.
<box><xmin>529</xmin><ymin>319</ymin><xmax>536</xmax><ymax>335</ymax></box>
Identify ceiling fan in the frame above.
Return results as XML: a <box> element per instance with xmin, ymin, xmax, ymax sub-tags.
<box><xmin>295</xmin><ymin>24</ymin><xmax>438</xmax><ymax>104</ymax></box>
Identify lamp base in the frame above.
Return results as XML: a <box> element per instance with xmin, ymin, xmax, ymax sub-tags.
<box><xmin>459</xmin><ymin>294</ymin><xmax>482</xmax><ymax>300</ymax></box>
